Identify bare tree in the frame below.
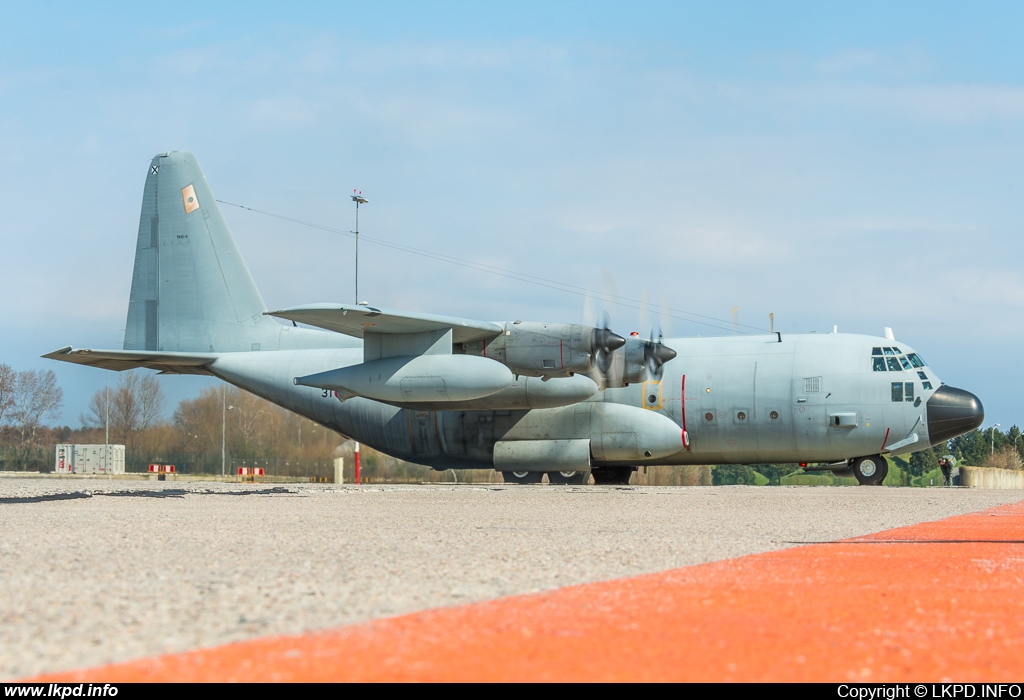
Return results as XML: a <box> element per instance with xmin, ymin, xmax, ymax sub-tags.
<box><xmin>0</xmin><ymin>363</ymin><xmax>14</xmax><ymax>425</ymax></box>
<box><xmin>985</xmin><ymin>446</ymin><xmax>1023</xmax><ymax>471</ymax></box>
<box><xmin>10</xmin><ymin>369</ymin><xmax>64</xmax><ymax>448</ymax></box>
<box><xmin>83</xmin><ymin>371</ymin><xmax>164</xmax><ymax>452</ymax></box>
<box><xmin>172</xmin><ymin>387</ymin><xmax>221</xmax><ymax>457</ymax></box>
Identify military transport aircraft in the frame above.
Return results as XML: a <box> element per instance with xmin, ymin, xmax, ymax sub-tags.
<box><xmin>45</xmin><ymin>152</ymin><xmax>985</xmax><ymax>485</ymax></box>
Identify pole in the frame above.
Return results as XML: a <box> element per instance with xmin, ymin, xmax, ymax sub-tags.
<box><xmin>104</xmin><ymin>371</ymin><xmax>109</xmax><ymax>473</ymax></box>
<box><xmin>355</xmin><ymin>199</ymin><xmax>359</xmax><ymax>303</ymax></box>
<box><xmin>349</xmin><ymin>191</ymin><xmax>368</xmax><ymax>481</ymax></box>
<box><xmin>221</xmin><ymin>386</ymin><xmax>226</xmax><ymax>477</ymax></box>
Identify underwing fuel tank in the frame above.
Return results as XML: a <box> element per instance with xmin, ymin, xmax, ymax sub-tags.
<box><xmin>589</xmin><ymin>403</ymin><xmax>685</xmax><ymax>462</ymax></box>
<box><xmin>294</xmin><ymin>355</ymin><xmax>514</xmax><ymax>403</ymax></box>
<box><xmin>378</xmin><ymin>373</ymin><xmax>600</xmax><ymax>410</ymax></box>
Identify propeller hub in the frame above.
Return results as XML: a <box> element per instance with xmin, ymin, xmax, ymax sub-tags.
<box><xmin>651</xmin><ymin>343</ymin><xmax>677</xmax><ymax>364</ymax></box>
<box><xmin>592</xmin><ymin>327</ymin><xmax>626</xmax><ymax>354</ymax></box>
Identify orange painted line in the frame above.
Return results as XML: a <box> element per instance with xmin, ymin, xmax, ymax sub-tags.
<box><xmin>33</xmin><ymin>499</ymin><xmax>1024</xmax><ymax>683</ymax></box>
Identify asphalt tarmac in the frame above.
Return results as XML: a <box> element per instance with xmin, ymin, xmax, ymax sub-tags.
<box><xmin>2</xmin><ymin>478</ymin><xmax>1020</xmax><ymax>679</ymax></box>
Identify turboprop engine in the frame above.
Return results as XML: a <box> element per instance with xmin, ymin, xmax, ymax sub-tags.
<box><xmin>459</xmin><ymin>321</ymin><xmax>677</xmax><ymax>388</ymax></box>
<box><xmin>458</xmin><ymin>321</ymin><xmax>626</xmax><ymax>378</ymax></box>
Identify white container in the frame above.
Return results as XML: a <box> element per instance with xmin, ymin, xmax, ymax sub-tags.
<box><xmin>54</xmin><ymin>444</ymin><xmax>126</xmax><ymax>474</ymax></box>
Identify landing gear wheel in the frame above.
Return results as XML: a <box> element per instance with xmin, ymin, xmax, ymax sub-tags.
<box><xmin>547</xmin><ymin>470</ymin><xmax>590</xmax><ymax>485</ymax></box>
<box><xmin>501</xmin><ymin>470</ymin><xmax>544</xmax><ymax>484</ymax></box>
<box><xmin>851</xmin><ymin>456</ymin><xmax>888</xmax><ymax>486</ymax></box>
<box><xmin>591</xmin><ymin>467</ymin><xmax>635</xmax><ymax>485</ymax></box>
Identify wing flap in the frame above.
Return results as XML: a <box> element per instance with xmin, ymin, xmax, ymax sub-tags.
<box><xmin>43</xmin><ymin>347</ymin><xmax>217</xmax><ymax>375</ymax></box>
<box><xmin>265</xmin><ymin>304</ymin><xmax>503</xmax><ymax>344</ymax></box>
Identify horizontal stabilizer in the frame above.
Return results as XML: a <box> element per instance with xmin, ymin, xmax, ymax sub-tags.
<box><xmin>43</xmin><ymin>347</ymin><xmax>217</xmax><ymax>375</ymax></box>
<box><xmin>266</xmin><ymin>304</ymin><xmax>503</xmax><ymax>344</ymax></box>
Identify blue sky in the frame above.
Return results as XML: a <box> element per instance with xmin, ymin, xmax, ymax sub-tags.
<box><xmin>2</xmin><ymin>2</ymin><xmax>1022</xmax><ymax>429</ymax></box>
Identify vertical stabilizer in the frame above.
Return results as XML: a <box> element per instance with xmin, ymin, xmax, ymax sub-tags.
<box><xmin>124</xmin><ymin>151</ymin><xmax>275</xmax><ymax>352</ymax></box>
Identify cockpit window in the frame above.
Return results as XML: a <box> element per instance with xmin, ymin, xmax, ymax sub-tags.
<box><xmin>891</xmin><ymin>382</ymin><xmax>903</xmax><ymax>402</ymax></box>
<box><xmin>872</xmin><ymin>347</ymin><xmax>883</xmax><ymax>356</ymax></box>
<box><xmin>883</xmin><ymin>347</ymin><xmax>895</xmax><ymax>356</ymax></box>
<box><xmin>907</xmin><ymin>353</ymin><xmax>926</xmax><ymax>368</ymax></box>
<box><xmin>904</xmin><ymin>382</ymin><xmax>914</xmax><ymax>402</ymax></box>
<box><xmin>899</xmin><ymin>355</ymin><xmax>911</xmax><ymax>370</ymax></box>
<box><xmin>917</xmin><ymin>371</ymin><xmax>928</xmax><ymax>380</ymax></box>
<box><xmin>886</xmin><ymin>357</ymin><xmax>901</xmax><ymax>372</ymax></box>
<box><xmin>873</xmin><ymin>357</ymin><xmax>886</xmax><ymax>372</ymax></box>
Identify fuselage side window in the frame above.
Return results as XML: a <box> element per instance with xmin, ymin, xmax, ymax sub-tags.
<box><xmin>873</xmin><ymin>357</ymin><xmax>886</xmax><ymax>371</ymax></box>
<box><xmin>907</xmin><ymin>353</ymin><xmax>926</xmax><ymax>367</ymax></box>
<box><xmin>899</xmin><ymin>355</ymin><xmax>911</xmax><ymax>370</ymax></box>
<box><xmin>904</xmin><ymin>382</ymin><xmax>914</xmax><ymax>402</ymax></box>
<box><xmin>891</xmin><ymin>382</ymin><xmax>904</xmax><ymax>402</ymax></box>
<box><xmin>886</xmin><ymin>357</ymin><xmax>901</xmax><ymax>372</ymax></box>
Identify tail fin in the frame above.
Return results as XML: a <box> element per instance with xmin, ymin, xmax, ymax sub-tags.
<box><xmin>124</xmin><ymin>151</ymin><xmax>277</xmax><ymax>352</ymax></box>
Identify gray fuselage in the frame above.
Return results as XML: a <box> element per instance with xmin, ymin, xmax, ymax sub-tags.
<box><xmin>209</xmin><ymin>330</ymin><xmax>937</xmax><ymax>470</ymax></box>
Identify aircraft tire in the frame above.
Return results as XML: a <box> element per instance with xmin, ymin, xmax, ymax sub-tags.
<box><xmin>547</xmin><ymin>470</ymin><xmax>590</xmax><ymax>485</ymax></box>
<box><xmin>501</xmin><ymin>470</ymin><xmax>544</xmax><ymax>484</ymax></box>
<box><xmin>591</xmin><ymin>467</ymin><xmax>634</xmax><ymax>485</ymax></box>
<box><xmin>851</xmin><ymin>456</ymin><xmax>888</xmax><ymax>486</ymax></box>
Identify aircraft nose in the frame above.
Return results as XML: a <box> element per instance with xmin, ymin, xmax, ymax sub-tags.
<box><xmin>926</xmin><ymin>385</ymin><xmax>985</xmax><ymax>445</ymax></box>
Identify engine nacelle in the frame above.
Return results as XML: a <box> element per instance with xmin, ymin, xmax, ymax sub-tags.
<box><xmin>600</xmin><ymin>336</ymin><xmax>648</xmax><ymax>387</ymax></box>
<box><xmin>460</xmin><ymin>322</ymin><xmax>608</xmax><ymax>378</ymax></box>
<box><xmin>294</xmin><ymin>355</ymin><xmax>514</xmax><ymax>403</ymax></box>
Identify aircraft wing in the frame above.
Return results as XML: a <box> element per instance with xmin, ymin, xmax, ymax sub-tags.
<box><xmin>265</xmin><ymin>304</ymin><xmax>503</xmax><ymax>344</ymax></box>
<box><xmin>42</xmin><ymin>347</ymin><xmax>217</xmax><ymax>375</ymax></box>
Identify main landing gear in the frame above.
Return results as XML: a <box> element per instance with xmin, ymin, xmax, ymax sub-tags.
<box><xmin>499</xmin><ymin>470</ymin><xmax>592</xmax><ymax>485</ymax></box>
<box><xmin>850</xmin><ymin>455</ymin><xmax>889</xmax><ymax>486</ymax></box>
<box><xmin>501</xmin><ymin>470</ymin><xmax>544</xmax><ymax>484</ymax></box>
<box><xmin>548</xmin><ymin>471</ymin><xmax>589</xmax><ymax>485</ymax></box>
<box><xmin>590</xmin><ymin>467</ymin><xmax>635</xmax><ymax>485</ymax></box>
<box><xmin>499</xmin><ymin>467</ymin><xmax>637</xmax><ymax>485</ymax></box>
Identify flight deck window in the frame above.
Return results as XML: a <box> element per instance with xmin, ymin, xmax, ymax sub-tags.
<box><xmin>923</xmin><ymin>381</ymin><xmax>933</xmax><ymax>390</ymax></box>
<box><xmin>917</xmin><ymin>371</ymin><xmax>928</xmax><ymax>380</ymax></box>
<box><xmin>872</xmin><ymin>347</ymin><xmax>883</xmax><ymax>356</ymax></box>
<box><xmin>873</xmin><ymin>357</ymin><xmax>886</xmax><ymax>371</ymax></box>
<box><xmin>899</xmin><ymin>356</ymin><xmax>912</xmax><ymax>370</ymax></box>
<box><xmin>907</xmin><ymin>353</ymin><xmax>926</xmax><ymax>368</ymax></box>
<box><xmin>891</xmin><ymin>382</ymin><xmax>903</xmax><ymax>402</ymax></box>
<box><xmin>886</xmin><ymin>357</ymin><xmax>901</xmax><ymax>372</ymax></box>
<box><xmin>904</xmin><ymin>382</ymin><xmax>914</xmax><ymax>402</ymax></box>
<box><xmin>883</xmin><ymin>347</ymin><xmax>895</xmax><ymax>356</ymax></box>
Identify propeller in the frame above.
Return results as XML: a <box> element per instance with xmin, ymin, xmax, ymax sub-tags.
<box><xmin>582</xmin><ymin>273</ymin><xmax>626</xmax><ymax>387</ymax></box>
<box><xmin>643</xmin><ymin>330</ymin><xmax>677</xmax><ymax>379</ymax></box>
<box><xmin>639</xmin><ymin>292</ymin><xmax>676</xmax><ymax>380</ymax></box>
<box><xmin>592</xmin><ymin>311</ymin><xmax>626</xmax><ymax>377</ymax></box>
